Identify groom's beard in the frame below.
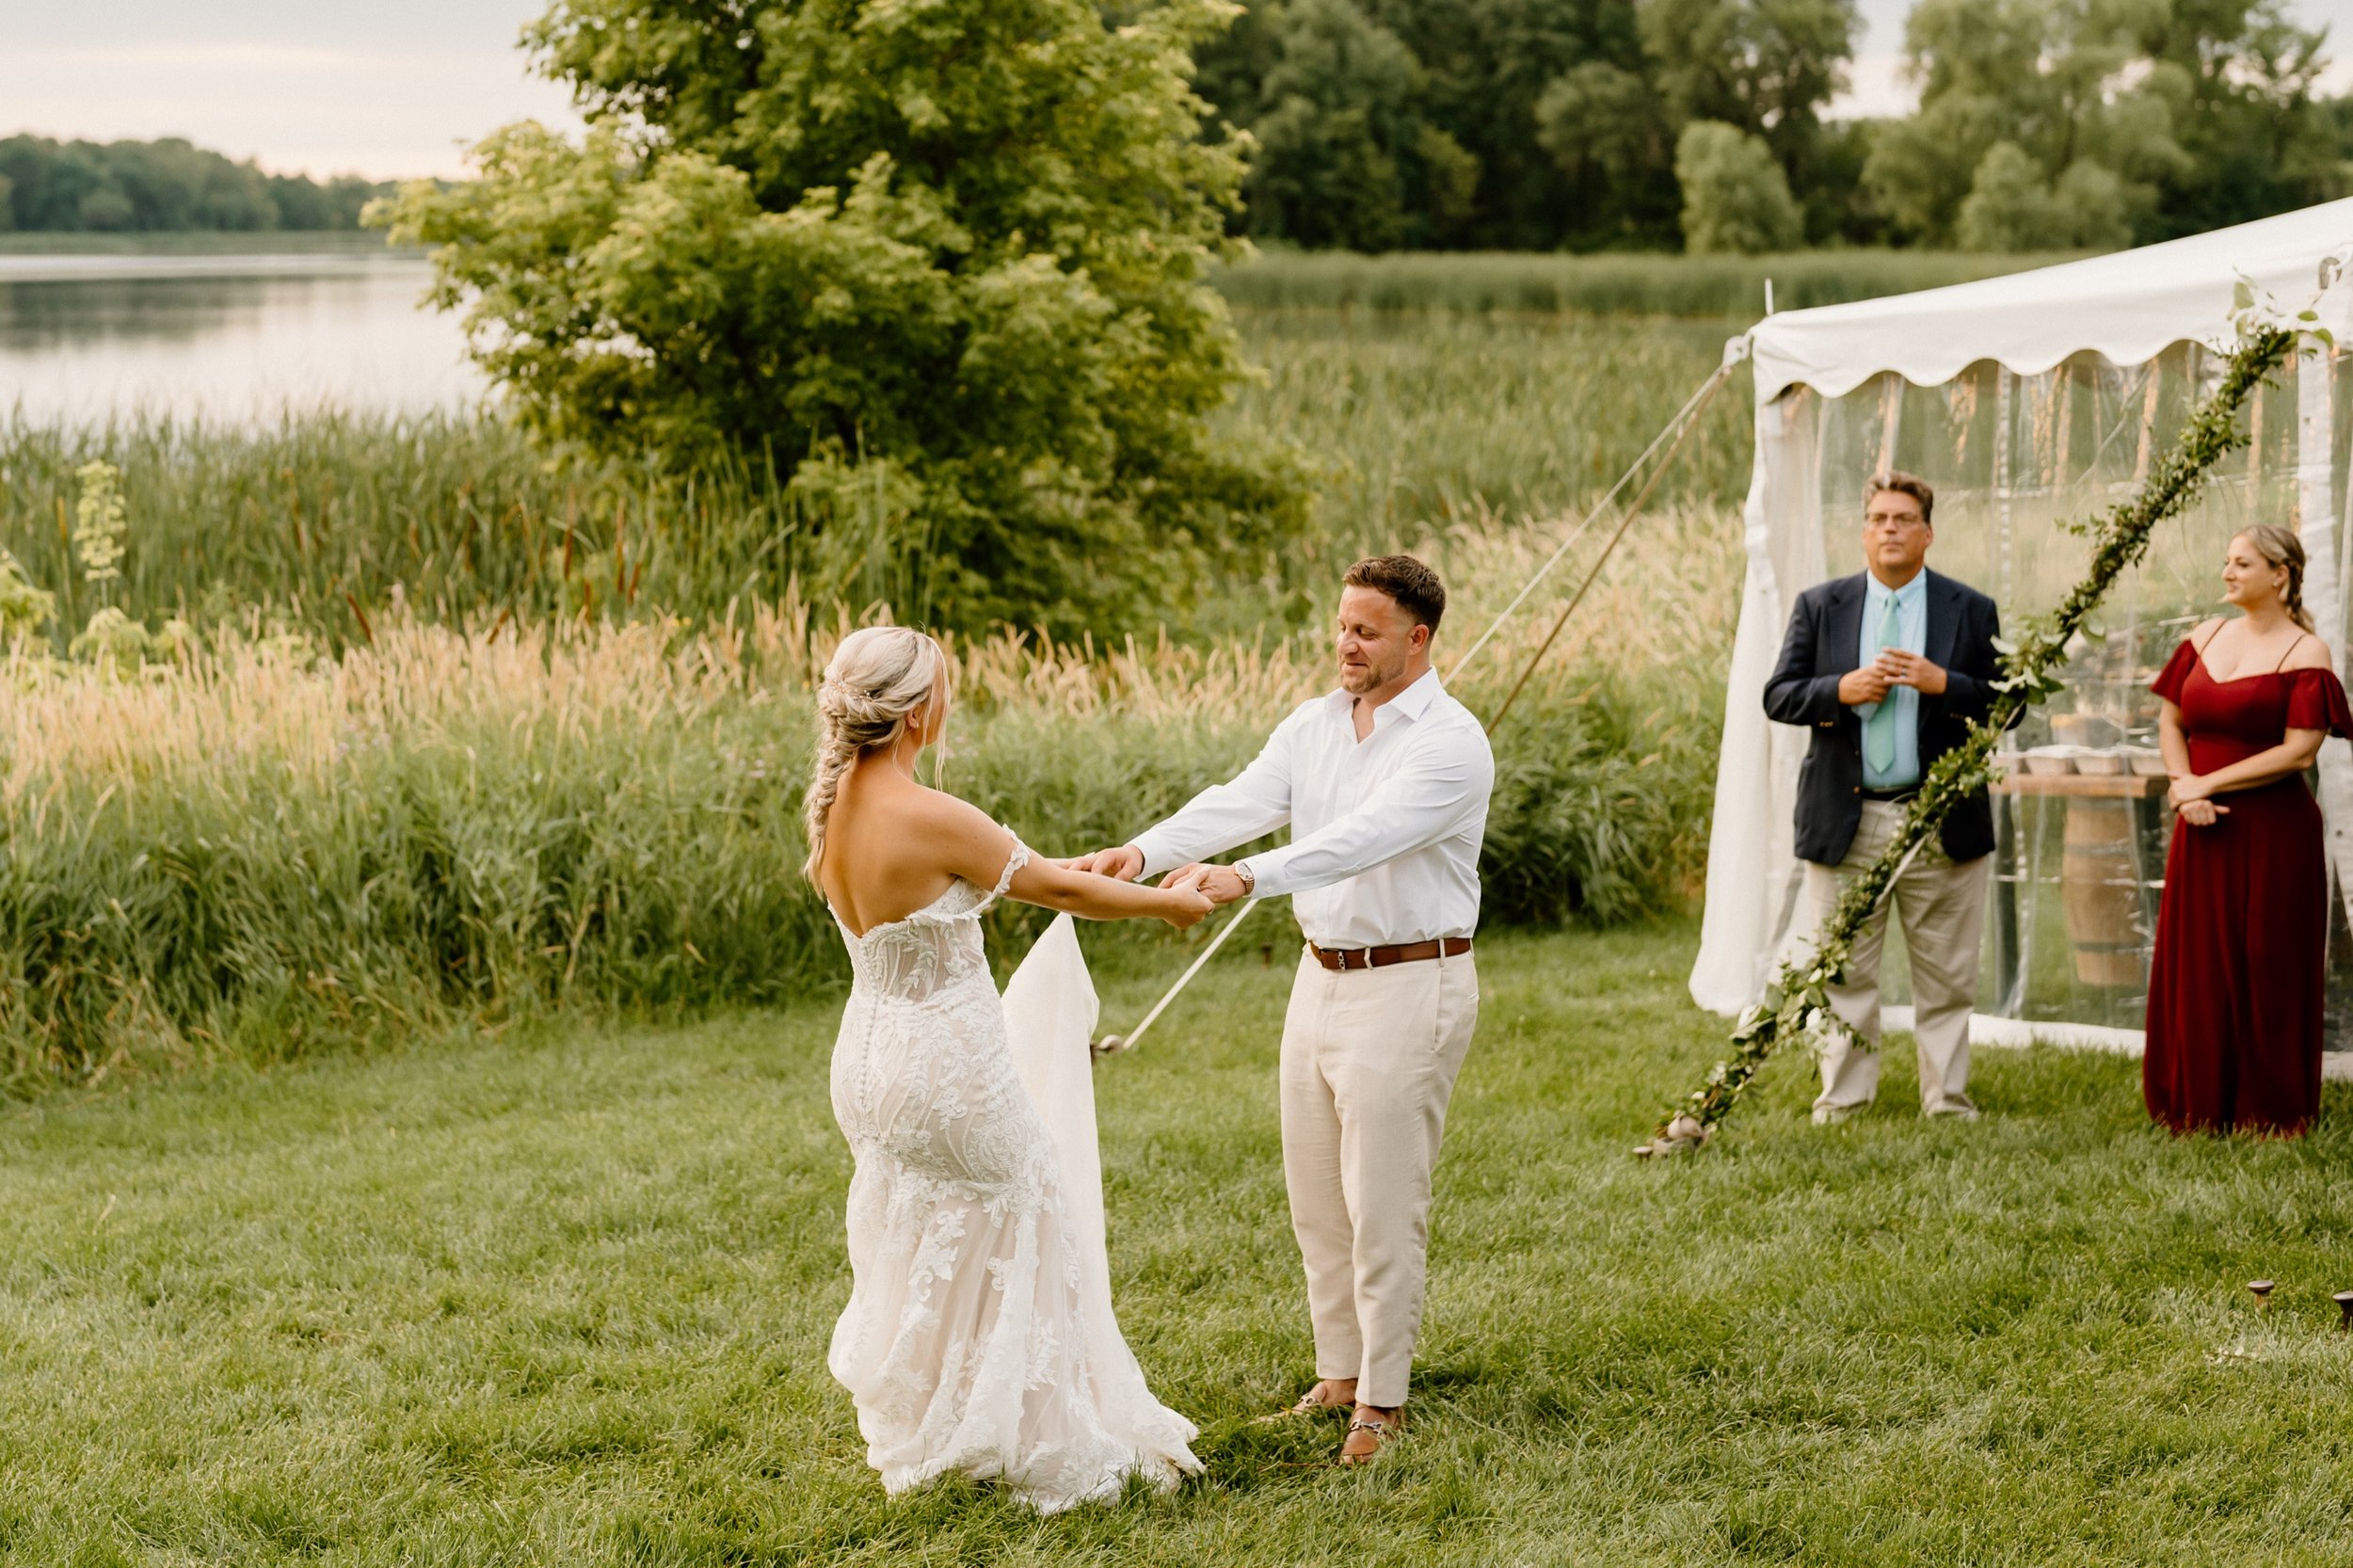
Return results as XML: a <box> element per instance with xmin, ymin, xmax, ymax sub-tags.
<box><xmin>1338</xmin><ymin>652</ymin><xmax>1404</xmax><ymax>695</ymax></box>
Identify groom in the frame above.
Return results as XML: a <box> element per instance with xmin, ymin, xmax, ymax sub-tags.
<box><xmin>1076</xmin><ymin>555</ymin><xmax>1493</xmax><ymax>1464</ymax></box>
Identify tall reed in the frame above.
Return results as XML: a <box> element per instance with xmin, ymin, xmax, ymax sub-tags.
<box><xmin>0</xmin><ymin>504</ymin><xmax>1737</xmax><ymax>1092</ymax></box>
<box><xmin>0</xmin><ymin>312</ymin><xmax>1752</xmax><ymax>647</ymax></box>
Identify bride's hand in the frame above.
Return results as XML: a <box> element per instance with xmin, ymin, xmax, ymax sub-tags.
<box><xmin>1160</xmin><ymin>868</ymin><xmax>1215</xmax><ymax>929</ymax></box>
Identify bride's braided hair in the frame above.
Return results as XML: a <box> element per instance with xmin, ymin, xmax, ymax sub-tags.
<box><xmin>2240</xmin><ymin>523</ymin><xmax>2315</xmax><ymax>633</ymax></box>
<box><xmin>802</xmin><ymin>626</ymin><xmax>950</xmax><ymax>882</ymax></box>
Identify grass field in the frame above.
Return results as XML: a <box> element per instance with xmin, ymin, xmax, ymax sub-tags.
<box><xmin>7</xmin><ymin>921</ymin><xmax>2353</xmax><ymax>1566</ymax></box>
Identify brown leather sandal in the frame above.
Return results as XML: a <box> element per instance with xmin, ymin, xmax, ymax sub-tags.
<box><xmin>1337</xmin><ymin>1408</ymin><xmax>1404</xmax><ymax>1464</ymax></box>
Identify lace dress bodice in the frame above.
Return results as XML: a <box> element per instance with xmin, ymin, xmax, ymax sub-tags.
<box><xmin>823</xmin><ymin>832</ymin><xmax>1196</xmax><ymax>1512</ymax></box>
<box><xmin>832</xmin><ymin>858</ymin><xmax>1011</xmax><ymax>1004</ymax></box>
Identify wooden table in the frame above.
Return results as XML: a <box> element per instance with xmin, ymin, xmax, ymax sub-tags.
<box><xmin>1990</xmin><ymin>771</ymin><xmax>2168</xmax><ymax>798</ymax></box>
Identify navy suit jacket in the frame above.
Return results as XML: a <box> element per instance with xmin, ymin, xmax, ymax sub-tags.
<box><xmin>1762</xmin><ymin>568</ymin><xmax>2007</xmax><ymax>866</ymax></box>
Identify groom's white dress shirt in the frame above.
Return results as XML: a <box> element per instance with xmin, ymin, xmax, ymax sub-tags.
<box><xmin>1130</xmin><ymin>668</ymin><xmax>1493</xmax><ymax>949</ymax></box>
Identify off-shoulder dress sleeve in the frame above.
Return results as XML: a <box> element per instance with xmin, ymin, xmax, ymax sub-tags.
<box><xmin>2151</xmin><ymin>639</ymin><xmax>2200</xmax><ymax>705</ymax></box>
<box><xmin>2285</xmin><ymin>665</ymin><xmax>2353</xmax><ymax>738</ymax></box>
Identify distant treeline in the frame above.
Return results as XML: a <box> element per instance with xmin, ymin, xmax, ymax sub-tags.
<box><xmin>1189</xmin><ymin>0</ymin><xmax>2353</xmax><ymax>254</ymax></box>
<box><xmin>0</xmin><ymin>136</ymin><xmax>390</xmax><ymax>233</ymax></box>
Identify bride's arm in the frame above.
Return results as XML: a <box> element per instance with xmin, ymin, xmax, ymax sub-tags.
<box><xmin>930</xmin><ymin>799</ymin><xmax>1211</xmax><ymax>928</ymax></box>
<box><xmin>1009</xmin><ymin>856</ymin><xmax>1213</xmax><ymax>929</ymax></box>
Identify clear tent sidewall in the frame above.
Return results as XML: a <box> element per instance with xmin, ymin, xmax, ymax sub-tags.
<box><xmin>1690</xmin><ymin>267</ymin><xmax>2353</xmax><ymax>1032</ymax></box>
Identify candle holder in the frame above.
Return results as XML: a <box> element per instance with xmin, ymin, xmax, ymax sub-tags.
<box><xmin>2332</xmin><ymin>1291</ymin><xmax>2353</xmax><ymax>1330</ymax></box>
<box><xmin>2249</xmin><ymin>1280</ymin><xmax>2276</xmax><ymax>1309</ymax></box>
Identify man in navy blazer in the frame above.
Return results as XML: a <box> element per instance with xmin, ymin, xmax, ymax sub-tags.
<box><xmin>1763</xmin><ymin>472</ymin><xmax>2005</xmax><ymax>1123</ymax></box>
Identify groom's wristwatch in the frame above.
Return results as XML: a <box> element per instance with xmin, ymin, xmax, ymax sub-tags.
<box><xmin>1234</xmin><ymin>862</ymin><xmax>1256</xmax><ymax>896</ymax></box>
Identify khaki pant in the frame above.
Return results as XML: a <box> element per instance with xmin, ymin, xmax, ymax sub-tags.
<box><xmin>1278</xmin><ymin>948</ymin><xmax>1479</xmax><ymax>1411</ymax></box>
<box><xmin>1802</xmin><ymin>800</ymin><xmax>1991</xmax><ymax>1118</ymax></box>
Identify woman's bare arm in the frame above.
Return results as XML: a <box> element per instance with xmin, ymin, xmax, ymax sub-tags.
<box><xmin>1009</xmin><ymin>856</ymin><xmax>1212</xmax><ymax>928</ymax></box>
<box><xmin>2155</xmin><ymin>698</ymin><xmax>2192</xmax><ymax>781</ymax></box>
<box><xmin>926</xmin><ymin>794</ymin><xmax>1210</xmax><ymax>928</ymax></box>
<box><xmin>2177</xmin><ymin>731</ymin><xmax>2326</xmax><ymax>798</ymax></box>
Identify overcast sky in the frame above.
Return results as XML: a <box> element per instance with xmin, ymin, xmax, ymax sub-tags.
<box><xmin>2</xmin><ymin>0</ymin><xmax>2350</xmax><ymax>180</ymax></box>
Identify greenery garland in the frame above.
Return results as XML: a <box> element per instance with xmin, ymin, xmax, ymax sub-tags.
<box><xmin>1645</xmin><ymin>310</ymin><xmax>2313</xmax><ymax>1155</ymax></box>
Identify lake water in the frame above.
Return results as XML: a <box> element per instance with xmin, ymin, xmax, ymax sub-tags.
<box><xmin>0</xmin><ymin>249</ymin><xmax>480</xmax><ymax>424</ymax></box>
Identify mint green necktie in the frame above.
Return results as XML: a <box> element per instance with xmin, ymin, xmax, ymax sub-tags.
<box><xmin>1865</xmin><ymin>593</ymin><xmax>1900</xmax><ymax>775</ymax></box>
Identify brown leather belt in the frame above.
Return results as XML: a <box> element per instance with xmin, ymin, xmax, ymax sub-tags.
<box><xmin>1308</xmin><ymin>936</ymin><xmax>1473</xmax><ymax>972</ymax></box>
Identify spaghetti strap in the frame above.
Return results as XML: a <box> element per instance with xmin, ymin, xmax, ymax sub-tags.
<box><xmin>2194</xmin><ymin>621</ymin><xmax>2225</xmax><ymax>656</ymax></box>
<box><xmin>2273</xmin><ymin>632</ymin><xmax>2312</xmax><ymax>673</ymax></box>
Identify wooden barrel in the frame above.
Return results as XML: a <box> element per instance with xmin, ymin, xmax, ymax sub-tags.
<box><xmin>2061</xmin><ymin>798</ymin><xmax>2144</xmax><ymax>986</ymax></box>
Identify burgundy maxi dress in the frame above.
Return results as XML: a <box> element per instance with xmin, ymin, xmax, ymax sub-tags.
<box><xmin>2144</xmin><ymin>637</ymin><xmax>2353</xmax><ymax>1135</ymax></box>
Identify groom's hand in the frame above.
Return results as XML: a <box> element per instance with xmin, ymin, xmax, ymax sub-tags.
<box><xmin>1070</xmin><ymin>844</ymin><xmax>1144</xmax><ymax>881</ymax></box>
<box><xmin>1160</xmin><ymin>863</ymin><xmax>1249</xmax><ymax>906</ymax></box>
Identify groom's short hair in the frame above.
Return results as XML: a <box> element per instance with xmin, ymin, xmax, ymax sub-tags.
<box><xmin>1345</xmin><ymin>555</ymin><xmax>1446</xmax><ymax>633</ymax></box>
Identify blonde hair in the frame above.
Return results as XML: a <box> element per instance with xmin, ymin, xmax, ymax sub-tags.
<box><xmin>2238</xmin><ymin>524</ymin><xmax>2315</xmax><ymax>633</ymax></box>
<box><xmin>802</xmin><ymin>626</ymin><xmax>950</xmax><ymax>882</ymax></box>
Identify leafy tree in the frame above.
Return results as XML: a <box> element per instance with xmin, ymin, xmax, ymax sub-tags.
<box><xmin>1534</xmin><ymin>61</ymin><xmax>1680</xmax><ymax>248</ymax></box>
<box><xmin>1244</xmin><ymin>0</ymin><xmax>1481</xmax><ymax>248</ymax></box>
<box><xmin>1674</xmin><ymin>119</ymin><xmax>1802</xmax><ymax>251</ymax></box>
<box><xmin>1639</xmin><ymin>0</ymin><xmax>1858</xmax><ymax>237</ymax></box>
<box><xmin>2138</xmin><ymin>0</ymin><xmax>2342</xmax><ymax>236</ymax></box>
<box><xmin>0</xmin><ymin>136</ymin><xmax>386</xmax><ymax>232</ymax></box>
<box><xmin>379</xmin><ymin>0</ymin><xmax>1299</xmax><ymax>638</ymax></box>
<box><xmin>1854</xmin><ymin>0</ymin><xmax>2334</xmax><ymax>248</ymax></box>
<box><xmin>1954</xmin><ymin>140</ymin><xmax>2130</xmax><ymax>248</ymax></box>
<box><xmin>1372</xmin><ymin>0</ymin><xmax>1653</xmax><ymax>249</ymax></box>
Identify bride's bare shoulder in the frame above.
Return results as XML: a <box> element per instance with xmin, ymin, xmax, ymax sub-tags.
<box><xmin>892</xmin><ymin>787</ymin><xmax>1020</xmax><ymax>884</ymax></box>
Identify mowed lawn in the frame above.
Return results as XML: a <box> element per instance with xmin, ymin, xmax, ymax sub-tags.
<box><xmin>6</xmin><ymin>923</ymin><xmax>2353</xmax><ymax>1566</ymax></box>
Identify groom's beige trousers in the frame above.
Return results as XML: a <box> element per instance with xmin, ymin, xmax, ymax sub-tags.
<box><xmin>1279</xmin><ymin>946</ymin><xmax>1478</xmax><ymax>1411</ymax></box>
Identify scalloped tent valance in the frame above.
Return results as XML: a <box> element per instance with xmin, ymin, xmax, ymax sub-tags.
<box><xmin>1750</xmin><ymin>200</ymin><xmax>2353</xmax><ymax>400</ymax></box>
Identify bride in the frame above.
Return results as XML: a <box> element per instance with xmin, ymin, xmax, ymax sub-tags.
<box><xmin>807</xmin><ymin>626</ymin><xmax>1213</xmax><ymax>1511</ymax></box>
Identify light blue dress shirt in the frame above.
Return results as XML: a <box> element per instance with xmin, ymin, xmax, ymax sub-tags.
<box><xmin>1859</xmin><ymin>571</ymin><xmax>1927</xmax><ymax>789</ymax></box>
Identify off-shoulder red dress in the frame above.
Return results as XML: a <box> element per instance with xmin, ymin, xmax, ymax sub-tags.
<box><xmin>2144</xmin><ymin>637</ymin><xmax>2353</xmax><ymax>1135</ymax></box>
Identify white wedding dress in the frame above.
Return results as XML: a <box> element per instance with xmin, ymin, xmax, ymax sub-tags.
<box><xmin>825</xmin><ymin>835</ymin><xmax>1200</xmax><ymax>1512</ymax></box>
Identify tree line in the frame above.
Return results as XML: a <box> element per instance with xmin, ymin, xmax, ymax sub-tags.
<box><xmin>0</xmin><ymin>136</ymin><xmax>389</xmax><ymax>234</ymax></box>
<box><xmin>1188</xmin><ymin>0</ymin><xmax>2353</xmax><ymax>253</ymax></box>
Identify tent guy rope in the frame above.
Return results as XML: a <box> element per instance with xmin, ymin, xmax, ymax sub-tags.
<box><xmin>1091</xmin><ymin>346</ymin><xmax>1750</xmax><ymax>1058</ymax></box>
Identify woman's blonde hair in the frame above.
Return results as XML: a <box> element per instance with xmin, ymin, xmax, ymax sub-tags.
<box><xmin>802</xmin><ymin>625</ymin><xmax>950</xmax><ymax>881</ymax></box>
<box><xmin>2238</xmin><ymin>523</ymin><xmax>2315</xmax><ymax>633</ymax></box>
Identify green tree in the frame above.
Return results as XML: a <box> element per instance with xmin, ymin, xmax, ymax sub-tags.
<box><xmin>2139</xmin><ymin>0</ymin><xmax>2342</xmax><ymax>236</ymax></box>
<box><xmin>1534</xmin><ymin>60</ymin><xmax>1679</xmax><ymax>248</ymax></box>
<box><xmin>1244</xmin><ymin>0</ymin><xmax>1481</xmax><ymax>248</ymax></box>
<box><xmin>1375</xmin><ymin>0</ymin><xmax>1655</xmax><ymax>249</ymax></box>
<box><xmin>1956</xmin><ymin>142</ymin><xmax>2134</xmax><ymax>249</ymax></box>
<box><xmin>1854</xmin><ymin>0</ymin><xmax>2317</xmax><ymax>248</ymax></box>
<box><xmin>1639</xmin><ymin>0</ymin><xmax>1858</xmax><ymax>238</ymax></box>
<box><xmin>0</xmin><ymin>136</ymin><xmax>384</xmax><ymax>232</ymax></box>
<box><xmin>1674</xmin><ymin>119</ymin><xmax>1801</xmax><ymax>252</ymax></box>
<box><xmin>379</xmin><ymin>0</ymin><xmax>1298</xmax><ymax>638</ymax></box>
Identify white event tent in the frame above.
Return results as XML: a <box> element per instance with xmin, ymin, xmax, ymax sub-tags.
<box><xmin>1689</xmin><ymin>201</ymin><xmax>2353</xmax><ymax>1042</ymax></box>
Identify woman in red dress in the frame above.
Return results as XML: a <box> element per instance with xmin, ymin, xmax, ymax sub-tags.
<box><xmin>2145</xmin><ymin>524</ymin><xmax>2353</xmax><ymax>1135</ymax></box>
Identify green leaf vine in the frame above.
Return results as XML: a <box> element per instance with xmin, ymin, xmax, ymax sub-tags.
<box><xmin>1644</xmin><ymin>312</ymin><xmax>2312</xmax><ymax>1155</ymax></box>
